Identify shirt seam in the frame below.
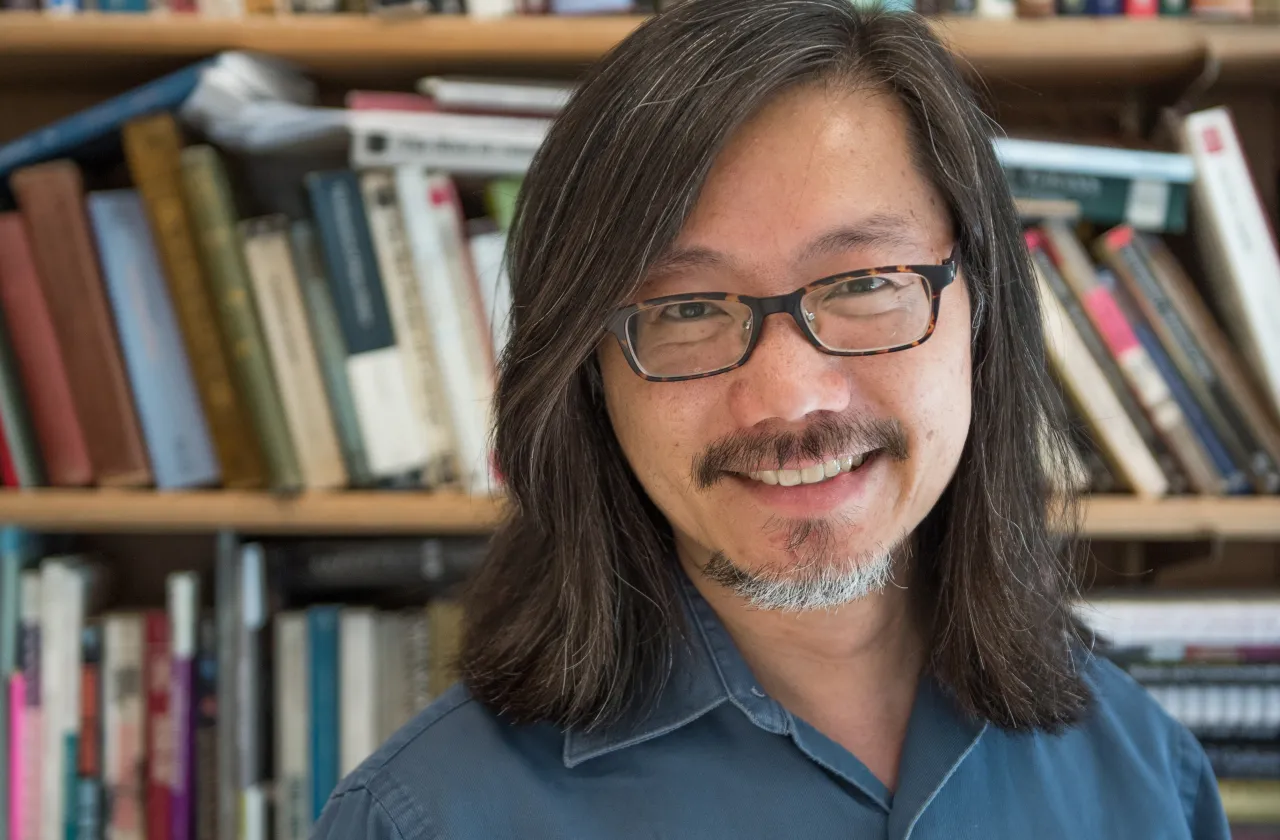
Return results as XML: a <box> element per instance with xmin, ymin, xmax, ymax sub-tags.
<box><xmin>900</xmin><ymin>722</ymin><xmax>987</xmax><ymax>840</ymax></box>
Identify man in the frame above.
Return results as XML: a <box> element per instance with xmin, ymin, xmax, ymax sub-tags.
<box><xmin>314</xmin><ymin>1</ymin><xmax>1230</xmax><ymax>837</ymax></box>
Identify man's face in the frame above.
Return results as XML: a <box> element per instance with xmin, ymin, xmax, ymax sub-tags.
<box><xmin>599</xmin><ymin>84</ymin><xmax>972</xmax><ymax>606</ymax></box>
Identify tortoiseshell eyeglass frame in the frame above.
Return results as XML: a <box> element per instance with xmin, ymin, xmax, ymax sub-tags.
<box><xmin>605</xmin><ymin>245</ymin><xmax>961</xmax><ymax>382</ymax></box>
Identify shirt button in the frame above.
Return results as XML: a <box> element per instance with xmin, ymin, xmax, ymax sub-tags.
<box><xmin>750</xmin><ymin>687</ymin><xmax>767</xmax><ymax>698</ymax></box>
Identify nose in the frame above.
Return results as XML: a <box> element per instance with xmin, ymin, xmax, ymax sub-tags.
<box><xmin>725</xmin><ymin>312</ymin><xmax>852</xmax><ymax>428</ymax></box>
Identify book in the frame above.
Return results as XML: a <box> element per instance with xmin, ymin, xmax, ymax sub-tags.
<box><xmin>305</xmin><ymin>169</ymin><xmax>431</xmax><ymax>481</ymax></box>
<box><xmin>1179</xmin><ymin>106</ymin><xmax>1280</xmax><ymax>422</ymax></box>
<box><xmin>102</xmin><ymin>614</ymin><xmax>146</xmax><ymax>840</ymax></box>
<box><xmin>122</xmin><ymin>114</ymin><xmax>268</xmax><ymax>490</ymax></box>
<box><xmin>85</xmin><ymin>190</ymin><xmax>221</xmax><ymax>491</ymax></box>
<box><xmin>0</xmin><ymin>316</ymin><xmax>44</xmax><ymax>489</ymax></box>
<box><xmin>168</xmin><ymin>574</ymin><xmax>199</xmax><ymax>840</ymax></box>
<box><xmin>10</xmin><ymin>161</ymin><xmax>152</xmax><ymax>487</ymax></box>
<box><xmin>239</xmin><ymin>216</ymin><xmax>349</xmax><ymax>490</ymax></box>
<box><xmin>0</xmin><ymin>214</ymin><xmax>92</xmax><ymax>487</ymax></box>
<box><xmin>180</xmin><ymin>145</ymin><xmax>302</xmax><ymax>493</ymax></box>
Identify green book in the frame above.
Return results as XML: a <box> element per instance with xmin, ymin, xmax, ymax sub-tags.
<box><xmin>179</xmin><ymin>145</ymin><xmax>302</xmax><ymax>493</ymax></box>
<box><xmin>485</xmin><ymin>178</ymin><xmax>523</xmax><ymax>233</ymax></box>
<box><xmin>288</xmin><ymin>219</ymin><xmax>374</xmax><ymax>488</ymax></box>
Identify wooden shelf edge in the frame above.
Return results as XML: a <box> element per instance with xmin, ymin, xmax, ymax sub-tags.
<box><xmin>0</xmin><ymin>14</ymin><xmax>1268</xmax><ymax>83</ymax></box>
<box><xmin>0</xmin><ymin>490</ymin><xmax>1275</xmax><ymax>538</ymax></box>
<box><xmin>1079</xmin><ymin>495</ymin><xmax>1280</xmax><ymax>540</ymax></box>
<box><xmin>0</xmin><ymin>489</ymin><xmax>507</xmax><ymax>534</ymax></box>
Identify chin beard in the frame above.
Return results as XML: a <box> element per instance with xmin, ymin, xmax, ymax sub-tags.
<box><xmin>700</xmin><ymin>516</ymin><xmax>904</xmax><ymax>612</ymax></box>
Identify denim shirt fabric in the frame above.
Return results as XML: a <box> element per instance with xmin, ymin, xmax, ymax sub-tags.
<box><xmin>311</xmin><ymin>574</ymin><xmax>1232</xmax><ymax>840</ymax></box>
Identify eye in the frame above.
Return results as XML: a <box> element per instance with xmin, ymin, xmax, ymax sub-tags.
<box><xmin>659</xmin><ymin>301</ymin><xmax>721</xmax><ymax>321</ymax></box>
<box><xmin>828</xmin><ymin>275</ymin><xmax>889</xmax><ymax>296</ymax></box>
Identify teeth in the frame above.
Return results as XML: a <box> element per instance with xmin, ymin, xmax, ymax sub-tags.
<box><xmin>745</xmin><ymin>452</ymin><xmax>872</xmax><ymax>487</ymax></box>
<box><xmin>799</xmin><ymin>463</ymin><xmax>825</xmax><ymax>484</ymax></box>
<box><xmin>777</xmin><ymin>469</ymin><xmax>802</xmax><ymax>487</ymax></box>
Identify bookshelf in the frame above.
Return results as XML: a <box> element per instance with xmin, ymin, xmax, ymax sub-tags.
<box><xmin>0</xmin><ymin>490</ymin><xmax>1269</xmax><ymax>538</ymax></box>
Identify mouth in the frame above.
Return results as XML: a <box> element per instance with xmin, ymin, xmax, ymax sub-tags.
<box><xmin>740</xmin><ymin>451</ymin><xmax>876</xmax><ymax>487</ymax></box>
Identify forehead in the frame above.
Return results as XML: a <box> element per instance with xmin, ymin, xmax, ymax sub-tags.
<box><xmin>648</xmin><ymin>83</ymin><xmax>950</xmax><ymax>293</ymax></box>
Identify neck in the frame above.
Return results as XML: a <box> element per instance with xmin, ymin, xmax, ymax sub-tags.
<box><xmin>679</xmin><ymin>540</ymin><xmax>927</xmax><ymax>790</ymax></box>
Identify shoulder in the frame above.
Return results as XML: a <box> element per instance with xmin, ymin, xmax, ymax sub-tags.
<box><xmin>1067</xmin><ymin>653</ymin><xmax>1229</xmax><ymax>835</ymax></box>
<box><xmin>313</xmin><ymin>682</ymin><xmax>568</xmax><ymax>840</ymax></box>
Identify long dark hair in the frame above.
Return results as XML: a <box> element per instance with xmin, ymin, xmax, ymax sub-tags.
<box><xmin>460</xmin><ymin>0</ymin><xmax>1090</xmax><ymax>734</ymax></box>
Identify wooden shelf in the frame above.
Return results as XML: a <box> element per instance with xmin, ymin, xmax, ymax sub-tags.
<box><xmin>0</xmin><ymin>490</ymin><xmax>1274</xmax><ymax>538</ymax></box>
<box><xmin>0</xmin><ymin>14</ymin><xmax>1276</xmax><ymax>87</ymax></box>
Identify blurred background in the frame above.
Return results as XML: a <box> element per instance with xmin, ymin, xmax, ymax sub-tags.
<box><xmin>0</xmin><ymin>1</ymin><xmax>1279</xmax><ymax>839</ymax></box>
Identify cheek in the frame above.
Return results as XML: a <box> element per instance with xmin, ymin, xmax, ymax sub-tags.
<box><xmin>599</xmin><ymin>339</ymin><xmax>702</xmax><ymax>491</ymax></box>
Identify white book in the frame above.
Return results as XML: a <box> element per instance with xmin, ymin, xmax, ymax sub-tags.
<box><xmin>416</xmin><ymin>76</ymin><xmax>574</xmax><ymax>116</ymax></box>
<box><xmin>360</xmin><ymin>171</ymin><xmax>459</xmax><ymax>487</ymax></box>
<box><xmin>376</xmin><ymin>613</ymin><xmax>408</xmax><ymax>743</ymax></box>
<box><xmin>464</xmin><ymin>0</ymin><xmax>515</xmax><ymax>15</ymax></box>
<box><xmin>1033</xmin><ymin>260</ymin><xmax>1168</xmax><ymax>498</ymax></box>
<box><xmin>39</xmin><ymin>559</ymin><xmax>86</xmax><ymax>840</ymax></box>
<box><xmin>349</xmin><ymin>111</ymin><xmax>550</xmax><ymax>175</ymax></box>
<box><xmin>1075</xmin><ymin>596</ymin><xmax>1280</xmax><ymax>648</ymax></box>
<box><xmin>396</xmin><ymin>167</ymin><xmax>497</xmax><ymax>494</ymax></box>
<box><xmin>1180</xmin><ymin>107</ymin><xmax>1280</xmax><ymax>421</ymax></box>
<box><xmin>239</xmin><ymin>544</ymin><xmax>268</xmax><ymax>840</ymax></box>
<box><xmin>274</xmin><ymin>613</ymin><xmax>311</xmax><ymax>840</ymax></box>
<box><xmin>339</xmin><ymin>608</ymin><xmax>380</xmax><ymax>776</ymax></box>
<box><xmin>241</xmin><ymin>216</ymin><xmax>349</xmax><ymax>490</ymax></box>
<box><xmin>467</xmin><ymin>226</ymin><xmax>513</xmax><ymax>363</ymax></box>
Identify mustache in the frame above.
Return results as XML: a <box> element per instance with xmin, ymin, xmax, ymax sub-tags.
<box><xmin>692</xmin><ymin>411</ymin><xmax>910</xmax><ymax>490</ymax></box>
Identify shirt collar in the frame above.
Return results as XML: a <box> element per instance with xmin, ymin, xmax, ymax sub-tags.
<box><xmin>562</xmin><ymin>566</ymin><xmax>987</xmax><ymax>781</ymax></box>
<box><xmin>562</xmin><ymin>570</ymin><xmax>785</xmax><ymax>767</ymax></box>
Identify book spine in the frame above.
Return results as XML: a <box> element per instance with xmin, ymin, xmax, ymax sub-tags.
<box><xmin>0</xmin><ymin>215</ymin><xmax>93</xmax><ymax>487</ymax></box>
<box><xmin>194</xmin><ymin>618</ymin><xmax>217</xmax><ymax>840</ymax></box>
<box><xmin>18</xmin><ymin>570</ymin><xmax>41</xmax><ymax>840</ymax></box>
<box><xmin>179</xmin><ymin>146</ymin><xmax>301</xmax><ymax>493</ymax></box>
<box><xmin>103</xmin><ymin>615</ymin><xmax>145</xmax><ymax>840</ymax></box>
<box><xmin>75</xmin><ymin>625</ymin><xmax>102</xmax><ymax>840</ymax></box>
<box><xmin>1040</xmin><ymin>221</ymin><xmax>1223</xmax><ymax>493</ymax></box>
<box><xmin>305</xmin><ymin>170</ymin><xmax>429</xmax><ymax>480</ymax></box>
<box><xmin>10</xmin><ymin>673</ymin><xmax>23</xmax><ymax>840</ymax></box>
<box><xmin>1101</xmin><ymin>227</ymin><xmax>1280</xmax><ymax>492</ymax></box>
<box><xmin>0</xmin><ymin>317</ymin><xmax>45</xmax><ymax>488</ymax></box>
<box><xmin>338</xmin><ymin>609</ymin><xmax>379</xmax><ymax>777</ymax></box>
<box><xmin>397</xmin><ymin>168</ymin><xmax>495</xmax><ymax>494</ymax></box>
<box><xmin>307</xmin><ymin>606</ymin><xmax>339</xmax><ymax>823</ymax></box>
<box><xmin>0</xmin><ymin>527</ymin><xmax>31</xmax><ymax>834</ymax></box>
<box><xmin>239</xmin><ymin>217</ymin><xmax>348</xmax><ymax>491</ymax></box>
<box><xmin>10</xmin><ymin>162</ymin><xmax>152</xmax><ymax>488</ymax></box>
<box><xmin>237</xmin><ymin>544</ymin><xmax>268</xmax><ymax>840</ymax></box>
<box><xmin>405</xmin><ymin>611</ymin><xmax>431</xmax><ymax>717</ymax></box>
<box><xmin>122</xmin><ymin>114</ymin><xmax>268</xmax><ymax>490</ymax></box>
<box><xmin>85</xmin><ymin>190</ymin><xmax>221</xmax><ymax>491</ymax></box>
<box><xmin>144</xmin><ymin>612</ymin><xmax>171</xmax><ymax>840</ymax></box>
<box><xmin>0</xmin><ymin>62</ymin><xmax>209</xmax><ymax>178</ymax></box>
<box><xmin>1181</xmin><ymin>108</ymin><xmax>1280</xmax><ymax>424</ymax></box>
<box><xmin>287</xmin><ymin>221</ymin><xmax>374</xmax><ymax>487</ymax></box>
<box><xmin>214</xmin><ymin>532</ymin><xmax>240</xmax><ymax>840</ymax></box>
<box><xmin>274</xmin><ymin>614</ymin><xmax>310</xmax><ymax>840</ymax></box>
<box><xmin>167</xmin><ymin>575</ymin><xmax>198</xmax><ymax>840</ymax></box>
<box><xmin>359</xmin><ymin>171</ymin><xmax>459</xmax><ymax>487</ymax></box>
<box><xmin>1003</xmin><ymin>168</ymin><xmax>1187</xmax><ymax>234</ymax></box>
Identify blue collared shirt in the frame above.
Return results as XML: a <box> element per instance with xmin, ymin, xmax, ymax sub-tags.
<box><xmin>312</xmin><ymin>576</ymin><xmax>1231</xmax><ymax>839</ymax></box>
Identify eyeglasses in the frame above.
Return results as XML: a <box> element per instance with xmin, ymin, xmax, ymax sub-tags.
<box><xmin>606</xmin><ymin>247</ymin><xmax>960</xmax><ymax>382</ymax></box>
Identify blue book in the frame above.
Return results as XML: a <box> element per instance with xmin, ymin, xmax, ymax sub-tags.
<box><xmin>86</xmin><ymin>190</ymin><xmax>220</xmax><ymax>490</ymax></box>
<box><xmin>308</xmin><ymin>605</ymin><xmax>341</xmax><ymax>822</ymax></box>
<box><xmin>0</xmin><ymin>58</ymin><xmax>213</xmax><ymax>179</ymax></box>
<box><xmin>99</xmin><ymin>0</ymin><xmax>149</xmax><ymax>9</ymax></box>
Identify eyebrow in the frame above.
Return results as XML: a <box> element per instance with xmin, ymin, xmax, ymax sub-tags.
<box><xmin>645</xmin><ymin>211</ymin><xmax>929</xmax><ymax>280</ymax></box>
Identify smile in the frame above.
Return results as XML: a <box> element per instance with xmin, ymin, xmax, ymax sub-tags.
<box><xmin>744</xmin><ymin>452</ymin><xmax>872</xmax><ymax>487</ymax></box>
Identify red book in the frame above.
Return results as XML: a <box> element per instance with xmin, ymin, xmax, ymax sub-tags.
<box><xmin>1125</xmin><ymin>0</ymin><xmax>1157</xmax><ymax>14</ymax></box>
<box><xmin>0</xmin><ymin>213</ymin><xmax>93</xmax><ymax>486</ymax></box>
<box><xmin>145</xmin><ymin>612</ymin><xmax>172</xmax><ymax>840</ymax></box>
<box><xmin>0</xmin><ymin>419</ymin><xmax>18</xmax><ymax>488</ymax></box>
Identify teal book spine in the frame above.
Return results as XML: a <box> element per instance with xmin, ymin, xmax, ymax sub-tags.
<box><xmin>308</xmin><ymin>606</ymin><xmax>340</xmax><ymax>822</ymax></box>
